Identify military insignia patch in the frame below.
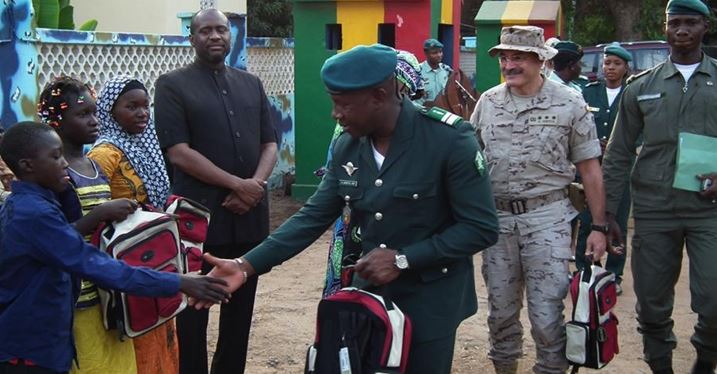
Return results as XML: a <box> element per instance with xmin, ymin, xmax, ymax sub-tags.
<box><xmin>342</xmin><ymin>162</ymin><xmax>358</xmax><ymax>176</ymax></box>
<box><xmin>474</xmin><ymin>150</ymin><xmax>486</xmax><ymax>175</ymax></box>
<box><xmin>420</xmin><ymin>106</ymin><xmax>463</xmax><ymax>126</ymax></box>
<box><xmin>339</xmin><ymin>179</ymin><xmax>358</xmax><ymax>187</ymax></box>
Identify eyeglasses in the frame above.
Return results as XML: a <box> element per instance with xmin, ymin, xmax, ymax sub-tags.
<box><xmin>498</xmin><ymin>54</ymin><xmax>532</xmax><ymax>64</ymax></box>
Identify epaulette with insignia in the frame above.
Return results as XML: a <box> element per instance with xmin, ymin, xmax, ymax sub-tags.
<box><xmin>419</xmin><ymin>106</ymin><xmax>463</xmax><ymax>126</ymax></box>
<box><xmin>626</xmin><ymin>66</ymin><xmax>657</xmax><ymax>85</ymax></box>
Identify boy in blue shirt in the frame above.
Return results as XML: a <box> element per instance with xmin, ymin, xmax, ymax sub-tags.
<box><xmin>0</xmin><ymin>122</ymin><xmax>230</xmax><ymax>374</ymax></box>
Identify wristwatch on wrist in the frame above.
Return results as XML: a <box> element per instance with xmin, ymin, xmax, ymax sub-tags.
<box><xmin>394</xmin><ymin>253</ymin><xmax>410</xmax><ymax>270</ymax></box>
<box><xmin>591</xmin><ymin>223</ymin><xmax>610</xmax><ymax>234</ymax></box>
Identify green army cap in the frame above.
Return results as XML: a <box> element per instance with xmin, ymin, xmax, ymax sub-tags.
<box><xmin>423</xmin><ymin>38</ymin><xmax>444</xmax><ymax>50</ymax></box>
<box><xmin>604</xmin><ymin>42</ymin><xmax>632</xmax><ymax>62</ymax></box>
<box><xmin>320</xmin><ymin>44</ymin><xmax>398</xmax><ymax>93</ymax></box>
<box><xmin>554</xmin><ymin>41</ymin><xmax>583</xmax><ymax>58</ymax></box>
<box><xmin>666</xmin><ymin>0</ymin><xmax>710</xmax><ymax>16</ymax></box>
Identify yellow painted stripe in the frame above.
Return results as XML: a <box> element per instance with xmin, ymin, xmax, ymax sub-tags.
<box><xmin>440</xmin><ymin>0</ymin><xmax>452</xmax><ymax>24</ymax></box>
<box><xmin>501</xmin><ymin>0</ymin><xmax>532</xmax><ymax>25</ymax></box>
<box><xmin>336</xmin><ymin>1</ymin><xmax>384</xmax><ymax>51</ymax></box>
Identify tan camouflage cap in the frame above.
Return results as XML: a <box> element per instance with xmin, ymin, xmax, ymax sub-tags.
<box><xmin>488</xmin><ymin>26</ymin><xmax>558</xmax><ymax>61</ymax></box>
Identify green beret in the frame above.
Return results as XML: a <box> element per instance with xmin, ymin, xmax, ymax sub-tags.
<box><xmin>554</xmin><ymin>41</ymin><xmax>583</xmax><ymax>58</ymax></box>
<box><xmin>423</xmin><ymin>38</ymin><xmax>444</xmax><ymax>50</ymax></box>
<box><xmin>604</xmin><ymin>42</ymin><xmax>632</xmax><ymax>62</ymax></box>
<box><xmin>666</xmin><ymin>0</ymin><xmax>710</xmax><ymax>16</ymax></box>
<box><xmin>321</xmin><ymin>44</ymin><xmax>398</xmax><ymax>93</ymax></box>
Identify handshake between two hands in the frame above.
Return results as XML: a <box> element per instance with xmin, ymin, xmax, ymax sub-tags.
<box><xmin>180</xmin><ymin>253</ymin><xmax>250</xmax><ymax>309</ymax></box>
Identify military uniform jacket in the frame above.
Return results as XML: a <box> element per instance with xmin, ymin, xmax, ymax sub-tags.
<box><xmin>471</xmin><ymin>78</ymin><xmax>601</xmax><ymax>235</ymax></box>
<box><xmin>603</xmin><ymin>55</ymin><xmax>717</xmax><ymax>219</ymax></box>
<box><xmin>582</xmin><ymin>80</ymin><xmax>624</xmax><ymax>141</ymax></box>
<box><xmin>244</xmin><ymin>98</ymin><xmax>499</xmax><ymax>342</ymax></box>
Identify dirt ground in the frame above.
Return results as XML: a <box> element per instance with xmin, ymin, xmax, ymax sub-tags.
<box><xmin>207</xmin><ymin>192</ymin><xmax>698</xmax><ymax>373</ymax></box>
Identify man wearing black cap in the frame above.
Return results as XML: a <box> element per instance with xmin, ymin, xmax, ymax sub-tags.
<box><xmin>548</xmin><ymin>41</ymin><xmax>584</xmax><ymax>92</ymax></box>
<box><xmin>603</xmin><ymin>0</ymin><xmax>717</xmax><ymax>372</ymax></box>
<box><xmin>197</xmin><ymin>44</ymin><xmax>499</xmax><ymax>373</ymax></box>
<box><xmin>416</xmin><ymin>38</ymin><xmax>453</xmax><ymax>106</ymax></box>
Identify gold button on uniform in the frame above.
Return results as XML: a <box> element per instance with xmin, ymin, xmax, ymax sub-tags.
<box><xmin>375</xmin><ymin>179</ymin><xmax>383</xmax><ymax>187</ymax></box>
<box><xmin>375</xmin><ymin>212</ymin><xmax>383</xmax><ymax>221</ymax></box>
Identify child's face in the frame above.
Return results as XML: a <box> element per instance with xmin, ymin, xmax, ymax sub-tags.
<box><xmin>112</xmin><ymin>89</ymin><xmax>150</xmax><ymax>135</ymax></box>
<box><xmin>58</xmin><ymin>90</ymin><xmax>99</xmax><ymax>145</ymax></box>
<box><xmin>23</xmin><ymin>131</ymin><xmax>70</xmax><ymax>192</ymax></box>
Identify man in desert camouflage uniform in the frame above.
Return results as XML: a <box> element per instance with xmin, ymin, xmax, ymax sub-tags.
<box><xmin>470</xmin><ymin>26</ymin><xmax>608</xmax><ymax>374</ymax></box>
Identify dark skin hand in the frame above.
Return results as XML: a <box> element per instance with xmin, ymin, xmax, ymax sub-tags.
<box><xmin>178</xmin><ymin>274</ymin><xmax>231</xmax><ymax>304</ymax></box>
<box><xmin>605</xmin><ymin>212</ymin><xmax>625</xmax><ymax>256</ymax></box>
<box><xmin>354</xmin><ymin>247</ymin><xmax>401</xmax><ymax>286</ymax></box>
<box><xmin>74</xmin><ymin>198</ymin><xmax>139</xmax><ymax>236</ymax></box>
<box><xmin>697</xmin><ymin>173</ymin><xmax>717</xmax><ymax>199</ymax></box>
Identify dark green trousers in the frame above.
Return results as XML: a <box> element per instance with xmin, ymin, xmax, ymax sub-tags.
<box><xmin>406</xmin><ymin>332</ymin><xmax>457</xmax><ymax>374</ymax></box>
<box><xmin>575</xmin><ymin>184</ymin><xmax>631</xmax><ymax>277</ymax></box>
<box><xmin>632</xmin><ymin>218</ymin><xmax>717</xmax><ymax>370</ymax></box>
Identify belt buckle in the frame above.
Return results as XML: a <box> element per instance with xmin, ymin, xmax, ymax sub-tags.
<box><xmin>510</xmin><ymin>199</ymin><xmax>527</xmax><ymax>215</ymax></box>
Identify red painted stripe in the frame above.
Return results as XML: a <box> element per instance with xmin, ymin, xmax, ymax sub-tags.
<box><xmin>385</xmin><ymin>1</ymin><xmax>430</xmax><ymax>58</ymax></box>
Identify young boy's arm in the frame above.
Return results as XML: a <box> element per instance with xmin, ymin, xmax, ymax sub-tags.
<box><xmin>20</xmin><ymin>205</ymin><xmax>228</xmax><ymax>302</ymax></box>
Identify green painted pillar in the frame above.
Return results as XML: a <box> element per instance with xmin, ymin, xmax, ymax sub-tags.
<box><xmin>292</xmin><ymin>2</ymin><xmax>337</xmax><ymax>201</ymax></box>
<box><xmin>474</xmin><ymin>2</ymin><xmax>504</xmax><ymax>93</ymax></box>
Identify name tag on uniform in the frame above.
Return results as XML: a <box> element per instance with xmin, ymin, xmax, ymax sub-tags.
<box><xmin>339</xmin><ymin>179</ymin><xmax>358</xmax><ymax>187</ymax></box>
<box><xmin>637</xmin><ymin>92</ymin><xmax>664</xmax><ymax>102</ymax></box>
<box><xmin>528</xmin><ymin>114</ymin><xmax>558</xmax><ymax>125</ymax></box>
<box><xmin>587</xmin><ymin>106</ymin><xmax>600</xmax><ymax>112</ymax></box>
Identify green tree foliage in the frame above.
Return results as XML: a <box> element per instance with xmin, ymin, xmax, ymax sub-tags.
<box><xmin>247</xmin><ymin>0</ymin><xmax>293</xmax><ymax>37</ymax></box>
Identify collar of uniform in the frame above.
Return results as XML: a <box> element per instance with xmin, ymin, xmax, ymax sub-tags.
<box><xmin>361</xmin><ymin>97</ymin><xmax>417</xmax><ymax>146</ymax></box>
<box><xmin>192</xmin><ymin>59</ymin><xmax>227</xmax><ymax>75</ymax></box>
<box><xmin>662</xmin><ymin>53</ymin><xmax>715</xmax><ymax>80</ymax></box>
<box><xmin>10</xmin><ymin>180</ymin><xmax>61</xmax><ymax>207</ymax></box>
<box><xmin>492</xmin><ymin>76</ymin><xmax>553</xmax><ymax>112</ymax></box>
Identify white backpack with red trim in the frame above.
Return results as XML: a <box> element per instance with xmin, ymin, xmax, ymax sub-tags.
<box><xmin>566</xmin><ymin>265</ymin><xmax>620</xmax><ymax>372</ymax></box>
<box><xmin>164</xmin><ymin>195</ymin><xmax>211</xmax><ymax>274</ymax></box>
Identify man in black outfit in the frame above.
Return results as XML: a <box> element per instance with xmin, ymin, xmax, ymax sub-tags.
<box><xmin>154</xmin><ymin>8</ymin><xmax>277</xmax><ymax>374</ymax></box>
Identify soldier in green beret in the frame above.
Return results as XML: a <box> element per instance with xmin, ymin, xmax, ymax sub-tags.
<box><xmin>602</xmin><ymin>0</ymin><xmax>717</xmax><ymax>373</ymax></box>
<box><xmin>415</xmin><ymin>38</ymin><xmax>453</xmax><ymax>106</ymax></box>
<box><xmin>548</xmin><ymin>40</ymin><xmax>584</xmax><ymax>92</ymax></box>
<box><xmin>576</xmin><ymin>42</ymin><xmax>633</xmax><ymax>294</ymax></box>
<box><xmin>196</xmin><ymin>44</ymin><xmax>500</xmax><ymax>374</ymax></box>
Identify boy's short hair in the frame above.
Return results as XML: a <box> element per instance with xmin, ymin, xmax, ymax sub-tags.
<box><xmin>0</xmin><ymin>122</ymin><xmax>57</xmax><ymax>176</ymax></box>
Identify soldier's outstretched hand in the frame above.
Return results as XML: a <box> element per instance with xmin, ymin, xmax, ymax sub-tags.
<box><xmin>188</xmin><ymin>253</ymin><xmax>249</xmax><ymax>309</ymax></box>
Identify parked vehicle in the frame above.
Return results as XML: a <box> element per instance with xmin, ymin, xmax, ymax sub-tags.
<box><xmin>581</xmin><ymin>41</ymin><xmax>670</xmax><ymax>81</ymax></box>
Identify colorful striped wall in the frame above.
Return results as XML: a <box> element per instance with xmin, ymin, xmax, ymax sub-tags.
<box><xmin>292</xmin><ymin>0</ymin><xmax>461</xmax><ymax>200</ymax></box>
<box><xmin>474</xmin><ymin>0</ymin><xmax>563</xmax><ymax>93</ymax></box>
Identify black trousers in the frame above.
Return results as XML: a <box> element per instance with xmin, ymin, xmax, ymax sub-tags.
<box><xmin>177</xmin><ymin>242</ymin><xmax>260</xmax><ymax>374</ymax></box>
<box><xmin>0</xmin><ymin>362</ymin><xmax>65</xmax><ymax>374</ymax></box>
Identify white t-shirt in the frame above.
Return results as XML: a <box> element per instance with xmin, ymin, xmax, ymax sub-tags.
<box><xmin>674</xmin><ymin>62</ymin><xmax>700</xmax><ymax>83</ymax></box>
<box><xmin>371</xmin><ymin>141</ymin><xmax>385</xmax><ymax>169</ymax></box>
<box><xmin>606</xmin><ymin>86</ymin><xmax>621</xmax><ymax>107</ymax></box>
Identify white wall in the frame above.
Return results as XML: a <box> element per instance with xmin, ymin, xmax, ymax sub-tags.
<box><xmin>72</xmin><ymin>0</ymin><xmax>247</xmax><ymax>34</ymax></box>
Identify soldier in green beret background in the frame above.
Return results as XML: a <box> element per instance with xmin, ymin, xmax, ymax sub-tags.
<box><xmin>576</xmin><ymin>42</ymin><xmax>634</xmax><ymax>294</ymax></box>
<box><xmin>548</xmin><ymin>40</ymin><xmax>584</xmax><ymax>92</ymax></box>
<box><xmin>415</xmin><ymin>38</ymin><xmax>453</xmax><ymax>107</ymax></box>
<box><xmin>194</xmin><ymin>44</ymin><xmax>500</xmax><ymax>373</ymax></box>
<box><xmin>602</xmin><ymin>0</ymin><xmax>717</xmax><ymax>372</ymax></box>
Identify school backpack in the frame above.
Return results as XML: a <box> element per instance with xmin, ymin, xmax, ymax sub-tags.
<box><xmin>566</xmin><ymin>264</ymin><xmax>620</xmax><ymax>372</ymax></box>
<box><xmin>305</xmin><ymin>287</ymin><xmax>412</xmax><ymax>374</ymax></box>
<box><xmin>91</xmin><ymin>207</ymin><xmax>182</xmax><ymax>338</ymax></box>
<box><xmin>164</xmin><ymin>195</ymin><xmax>211</xmax><ymax>274</ymax></box>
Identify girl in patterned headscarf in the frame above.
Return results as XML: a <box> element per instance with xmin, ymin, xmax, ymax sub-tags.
<box><xmin>89</xmin><ymin>75</ymin><xmax>170</xmax><ymax>209</ymax></box>
<box><xmin>88</xmin><ymin>75</ymin><xmax>177</xmax><ymax>374</ymax></box>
